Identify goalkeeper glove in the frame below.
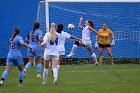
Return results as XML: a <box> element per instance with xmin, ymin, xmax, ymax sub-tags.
<box><xmin>110</xmin><ymin>39</ymin><xmax>115</xmax><ymax>46</ymax></box>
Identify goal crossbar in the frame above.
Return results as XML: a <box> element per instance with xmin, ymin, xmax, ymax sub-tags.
<box><xmin>45</xmin><ymin>0</ymin><xmax>140</xmax><ymax>2</ymax></box>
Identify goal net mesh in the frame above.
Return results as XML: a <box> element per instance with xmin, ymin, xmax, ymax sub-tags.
<box><xmin>37</xmin><ymin>1</ymin><xmax>140</xmax><ymax>64</ymax></box>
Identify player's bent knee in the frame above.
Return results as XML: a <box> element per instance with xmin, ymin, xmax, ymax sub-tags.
<box><xmin>74</xmin><ymin>41</ymin><xmax>79</xmax><ymax>45</ymax></box>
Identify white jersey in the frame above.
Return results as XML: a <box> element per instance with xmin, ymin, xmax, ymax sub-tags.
<box><xmin>82</xmin><ymin>26</ymin><xmax>90</xmax><ymax>41</ymax></box>
<box><xmin>43</xmin><ymin>32</ymin><xmax>60</xmax><ymax>56</ymax></box>
<box><xmin>58</xmin><ymin>31</ymin><xmax>71</xmax><ymax>52</ymax></box>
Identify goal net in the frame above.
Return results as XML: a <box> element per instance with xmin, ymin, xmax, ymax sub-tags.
<box><xmin>37</xmin><ymin>0</ymin><xmax>140</xmax><ymax>64</ymax></box>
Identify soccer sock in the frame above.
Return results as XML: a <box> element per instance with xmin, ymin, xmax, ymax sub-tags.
<box><xmin>109</xmin><ymin>55</ymin><xmax>113</xmax><ymax>63</ymax></box>
<box><xmin>37</xmin><ymin>63</ymin><xmax>42</xmax><ymax>75</ymax></box>
<box><xmin>19</xmin><ymin>71</ymin><xmax>24</xmax><ymax>81</ymax></box>
<box><xmin>25</xmin><ymin>62</ymin><xmax>32</xmax><ymax>71</ymax></box>
<box><xmin>57</xmin><ymin>64</ymin><xmax>60</xmax><ymax>71</ymax></box>
<box><xmin>1</xmin><ymin>70</ymin><xmax>9</xmax><ymax>80</ymax></box>
<box><xmin>91</xmin><ymin>53</ymin><xmax>98</xmax><ymax>63</ymax></box>
<box><xmin>99</xmin><ymin>56</ymin><xmax>103</xmax><ymax>64</ymax></box>
<box><xmin>53</xmin><ymin>68</ymin><xmax>58</xmax><ymax>81</ymax></box>
<box><xmin>19</xmin><ymin>80</ymin><xmax>23</xmax><ymax>84</ymax></box>
<box><xmin>43</xmin><ymin>68</ymin><xmax>48</xmax><ymax>81</ymax></box>
<box><xmin>70</xmin><ymin>44</ymin><xmax>77</xmax><ymax>54</ymax></box>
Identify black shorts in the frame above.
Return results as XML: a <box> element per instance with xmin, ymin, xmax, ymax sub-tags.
<box><xmin>99</xmin><ymin>43</ymin><xmax>111</xmax><ymax>48</ymax></box>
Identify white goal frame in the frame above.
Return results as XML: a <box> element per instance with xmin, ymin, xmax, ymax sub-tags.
<box><xmin>45</xmin><ymin>0</ymin><xmax>140</xmax><ymax>32</ymax></box>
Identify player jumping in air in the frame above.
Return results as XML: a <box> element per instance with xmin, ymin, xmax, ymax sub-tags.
<box><xmin>67</xmin><ymin>17</ymin><xmax>100</xmax><ymax>66</ymax></box>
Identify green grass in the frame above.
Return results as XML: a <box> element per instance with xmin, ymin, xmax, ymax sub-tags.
<box><xmin>0</xmin><ymin>64</ymin><xmax>140</xmax><ymax>93</ymax></box>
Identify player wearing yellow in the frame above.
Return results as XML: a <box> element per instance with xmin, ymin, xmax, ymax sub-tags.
<box><xmin>94</xmin><ymin>23</ymin><xmax>115</xmax><ymax>65</ymax></box>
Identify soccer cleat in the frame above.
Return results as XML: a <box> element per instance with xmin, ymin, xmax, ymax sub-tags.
<box><xmin>53</xmin><ymin>80</ymin><xmax>58</xmax><ymax>84</ymax></box>
<box><xmin>67</xmin><ymin>53</ymin><xmax>74</xmax><ymax>57</ymax></box>
<box><xmin>19</xmin><ymin>83</ymin><xmax>23</xmax><ymax>87</ymax></box>
<box><xmin>0</xmin><ymin>80</ymin><xmax>4</xmax><ymax>85</ymax></box>
<box><xmin>111</xmin><ymin>62</ymin><xmax>115</xmax><ymax>65</ymax></box>
<box><xmin>37</xmin><ymin>74</ymin><xmax>42</xmax><ymax>78</ymax></box>
<box><xmin>93</xmin><ymin>62</ymin><xmax>99</xmax><ymax>67</ymax></box>
<box><xmin>42</xmin><ymin>80</ymin><xmax>47</xmax><ymax>85</ymax></box>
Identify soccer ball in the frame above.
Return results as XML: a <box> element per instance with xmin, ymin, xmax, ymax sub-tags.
<box><xmin>68</xmin><ymin>24</ymin><xmax>74</xmax><ymax>30</ymax></box>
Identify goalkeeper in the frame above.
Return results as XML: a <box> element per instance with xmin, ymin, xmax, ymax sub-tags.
<box><xmin>94</xmin><ymin>23</ymin><xmax>115</xmax><ymax>65</ymax></box>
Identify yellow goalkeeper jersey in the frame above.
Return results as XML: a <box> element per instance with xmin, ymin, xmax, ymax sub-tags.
<box><xmin>96</xmin><ymin>29</ymin><xmax>114</xmax><ymax>45</ymax></box>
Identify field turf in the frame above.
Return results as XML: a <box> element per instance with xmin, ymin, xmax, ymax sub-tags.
<box><xmin>0</xmin><ymin>64</ymin><xmax>140</xmax><ymax>93</ymax></box>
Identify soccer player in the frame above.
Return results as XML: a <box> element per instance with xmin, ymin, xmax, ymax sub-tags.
<box><xmin>94</xmin><ymin>23</ymin><xmax>115</xmax><ymax>65</ymax></box>
<box><xmin>41</xmin><ymin>23</ymin><xmax>60</xmax><ymax>84</ymax></box>
<box><xmin>24</xmin><ymin>22</ymin><xmax>43</xmax><ymax>78</ymax></box>
<box><xmin>0</xmin><ymin>27</ymin><xmax>33</xmax><ymax>86</ymax></box>
<box><xmin>67</xmin><ymin>17</ymin><xmax>99</xmax><ymax>66</ymax></box>
<box><xmin>57</xmin><ymin>24</ymin><xmax>81</xmax><ymax>71</ymax></box>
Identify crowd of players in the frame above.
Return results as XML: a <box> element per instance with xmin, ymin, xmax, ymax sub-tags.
<box><xmin>0</xmin><ymin>17</ymin><xmax>115</xmax><ymax>86</ymax></box>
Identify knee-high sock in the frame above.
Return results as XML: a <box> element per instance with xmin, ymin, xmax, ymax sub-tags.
<box><xmin>37</xmin><ymin>63</ymin><xmax>42</xmax><ymax>75</ymax></box>
<box><xmin>2</xmin><ymin>70</ymin><xmax>9</xmax><ymax>80</ymax></box>
<box><xmin>91</xmin><ymin>53</ymin><xmax>97</xmax><ymax>63</ymax></box>
<box><xmin>19</xmin><ymin>71</ymin><xmax>24</xmax><ymax>81</ymax></box>
<box><xmin>99</xmin><ymin>56</ymin><xmax>103</xmax><ymax>64</ymax></box>
<box><xmin>43</xmin><ymin>68</ymin><xmax>48</xmax><ymax>81</ymax></box>
<box><xmin>70</xmin><ymin>44</ymin><xmax>77</xmax><ymax>54</ymax></box>
<box><xmin>53</xmin><ymin>68</ymin><xmax>58</xmax><ymax>81</ymax></box>
<box><xmin>25</xmin><ymin>62</ymin><xmax>32</xmax><ymax>71</ymax></box>
<box><xmin>57</xmin><ymin>64</ymin><xmax>60</xmax><ymax>71</ymax></box>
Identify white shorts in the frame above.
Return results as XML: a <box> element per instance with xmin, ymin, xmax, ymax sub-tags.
<box><xmin>44</xmin><ymin>54</ymin><xmax>59</xmax><ymax>61</ymax></box>
<box><xmin>82</xmin><ymin>40</ymin><xmax>92</xmax><ymax>48</ymax></box>
<box><xmin>59</xmin><ymin>51</ymin><xmax>65</xmax><ymax>56</ymax></box>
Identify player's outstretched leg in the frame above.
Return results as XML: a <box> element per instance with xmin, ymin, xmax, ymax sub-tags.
<box><xmin>67</xmin><ymin>44</ymin><xmax>77</xmax><ymax>57</ymax></box>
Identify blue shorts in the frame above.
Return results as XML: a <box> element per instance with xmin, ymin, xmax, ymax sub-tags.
<box><xmin>28</xmin><ymin>44</ymin><xmax>42</xmax><ymax>57</ymax></box>
<box><xmin>6</xmin><ymin>54</ymin><xmax>24</xmax><ymax>67</ymax></box>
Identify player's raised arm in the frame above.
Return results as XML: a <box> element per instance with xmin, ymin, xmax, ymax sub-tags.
<box><xmin>78</xmin><ymin>16</ymin><xmax>83</xmax><ymax>29</ymax></box>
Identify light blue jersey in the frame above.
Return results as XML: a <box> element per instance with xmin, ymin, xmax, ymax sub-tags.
<box><xmin>7</xmin><ymin>35</ymin><xmax>24</xmax><ymax>66</ymax></box>
<box><xmin>27</xmin><ymin>29</ymin><xmax>42</xmax><ymax>57</ymax></box>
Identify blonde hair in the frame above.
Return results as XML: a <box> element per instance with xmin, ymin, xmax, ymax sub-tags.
<box><xmin>50</xmin><ymin>23</ymin><xmax>56</xmax><ymax>42</ymax></box>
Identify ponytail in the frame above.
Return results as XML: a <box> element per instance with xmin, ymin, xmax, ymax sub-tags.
<box><xmin>50</xmin><ymin>23</ymin><xmax>56</xmax><ymax>42</ymax></box>
<box><xmin>10</xmin><ymin>27</ymin><xmax>20</xmax><ymax>41</ymax></box>
<box><xmin>87</xmin><ymin>20</ymin><xmax>94</xmax><ymax>28</ymax></box>
<box><xmin>32</xmin><ymin>22</ymin><xmax>40</xmax><ymax>34</ymax></box>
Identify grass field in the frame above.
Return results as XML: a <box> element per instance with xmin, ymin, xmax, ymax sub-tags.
<box><xmin>0</xmin><ymin>64</ymin><xmax>140</xmax><ymax>93</ymax></box>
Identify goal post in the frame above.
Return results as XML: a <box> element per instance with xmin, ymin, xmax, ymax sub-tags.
<box><xmin>37</xmin><ymin>0</ymin><xmax>140</xmax><ymax>64</ymax></box>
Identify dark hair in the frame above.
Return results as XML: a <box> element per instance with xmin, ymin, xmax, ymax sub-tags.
<box><xmin>32</xmin><ymin>22</ymin><xmax>40</xmax><ymax>34</ymax></box>
<box><xmin>87</xmin><ymin>20</ymin><xmax>94</xmax><ymax>28</ymax></box>
<box><xmin>103</xmin><ymin>23</ymin><xmax>108</xmax><ymax>26</ymax></box>
<box><xmin>10</xmin><ymin>27</ymin><xmax>20</xmax><ymax>41</ymax></box>
<box><xmin>57</xmin><ymin>24</ymin><xmax>63</xmax><ymax>33</ymax></box>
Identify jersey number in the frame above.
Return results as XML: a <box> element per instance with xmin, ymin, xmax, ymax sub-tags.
<box><xmin>50</xmin><ymin>37</ymin><xmax>58</xmax><ymax>45</ymax></box>
<box><xmin>11</xmin><ymin>41</ymin><xmax>15</xmax><ymax>49</ymax></box>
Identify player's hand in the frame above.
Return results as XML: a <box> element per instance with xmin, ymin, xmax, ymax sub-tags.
<box><xmin>94</xmin><ymin>41</ymin><xmax>98</xmax><ymax>49</ymax></box>
<box><xmin>110</xmin><ymin>40</ymin><xmax>115</xmax><ymax>46</ymax></box>
<box><xmin>29</xmin><ymin>46</ymin><xmax>34</xmax><ymax>52</ymax></box>
<box><xmin>80</xmin><ymin>16</ymin><xmax>83</xmax><ymax>21</ymax></box>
